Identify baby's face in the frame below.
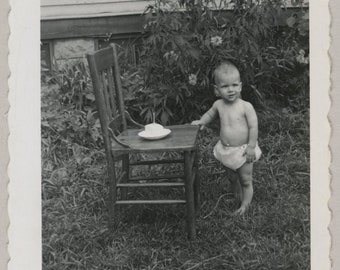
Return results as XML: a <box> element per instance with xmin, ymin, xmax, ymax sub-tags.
<box><xmin>214</xmin><ymin>71</ymin><xmax>242</xmax><ymax>103</ymax></box>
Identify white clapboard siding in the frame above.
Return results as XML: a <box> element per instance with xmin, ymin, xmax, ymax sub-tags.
<box><xmin>41</xmin><ymin>0</ymin><xmax>307</xmax><ymax>20</ymax></box>
<box><xmin>41</xmin><ymin>0</ymin><xmax>145</xmax><ymax>6</ymax></box>
<box><xmin>41</xmin><ymin>0</ymin><xmax>152</xmax><ymax>20</ymax></box>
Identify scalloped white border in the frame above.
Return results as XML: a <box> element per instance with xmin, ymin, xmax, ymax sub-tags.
<box><xmin>0</xmin><ymin>0</ymin><xmax>10</xmax><ymax>268</ymax></box>
<box><xmin>309</xmin><ymin>1</ymin><xmax>331</xmax><ymax>269</ymax></box>
<box><xmin>329</xmin><ymin>0</ymin><xmax>340</xmax><ymax>269</ymax></box>
<box><xmin>5</xmin><ymin>1</ymin><xmax>332</xmax><ymax>269</ymax></box>
<box><xmin>8</xmin><ymin>0</ymin><xmax>42</xmax><ymax>268</ymax></box>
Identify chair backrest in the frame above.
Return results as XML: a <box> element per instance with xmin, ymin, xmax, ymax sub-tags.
<box><xmin>86</xmin><ymin>44</ymin><xmax>127</xmax><ymax>149</ymax></box>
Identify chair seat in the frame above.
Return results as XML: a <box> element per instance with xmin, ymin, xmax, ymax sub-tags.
<box><xmin>112</xmin><ymin>125</ymin><xmax>199</xmax><ymax>154</ymax></box>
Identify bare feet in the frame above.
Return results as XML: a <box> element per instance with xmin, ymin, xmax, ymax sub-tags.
<box><xmin>234</xmin><ymin>205</ymin><xmax>248</xmax><ymax>215</ymax></box>
<box><xmin>234</xmin><ymin>163</ymin><xmax>253</xmax><ymax>216</ymax></box>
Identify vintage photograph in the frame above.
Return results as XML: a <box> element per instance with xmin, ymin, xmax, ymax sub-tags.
<box><xmin>41</xmin><ymin>0</ymin><xmax>310</xmax><ymax>269</ymax></box>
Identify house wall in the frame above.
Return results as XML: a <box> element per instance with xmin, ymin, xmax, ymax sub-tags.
<box><xmin>52</xmin><ymin>38</ymin><xmax>95</xmax><ymax>68</ymax></box>
<box><xmin>41</xmin><ymin>0</ymin><xmax>150</xmax><ymax>68</ymax></box>
<box><xmin>41</xmin><ymin>0</ymin><xmax>151</xmax><ymax>19</ymax></box>
<box><xmin>40</xmin><ymin>0</ymin><xmax>308</xmax><ymax>69</ymax></box>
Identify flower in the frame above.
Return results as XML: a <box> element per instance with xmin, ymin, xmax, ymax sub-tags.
<box><xmin>296</xmin><ymin>48</ymin><xmax>309</xmax><ymax>64</ymax></box>
<box><xmin>210</xmin><ymin>36</ymin><xmax>223</xmax><ymax>46</ymax></box>
<box><xmin>160</xmin><ymin>0</ymin><xmax>180</xmax><ymax>11</ymax></box>
<box><xmin>163</xmin><ymin>50</ymin><xmax>179</xmax><ymax>61</ymax></box>
<box><xmin>296</xmin><ymin>55</ymin><xmax>304</xmax><ymax>63</ymax></box>
<box><xmin>188</xmin><ymin>74</ymin><xmax>197</xmax><ymax>86</ymax></box>
<box><xmin>286</xmin><ymin>16</ymin><xmax>296</xmax><ymax>27</ymax></box>
<box><xmin>298</xmin><ymin>49</ymin><xmax>305</xmax><ymax>56</ymax></box>
<box><xmin>296</xmin><ymin>54</ymin><xmax>309</xmax><ymax>64</ymax></box>
<box><xmin>303</xmin><ymin>56</ymin><xmax>309</xmax><ymax>64</ymax></box>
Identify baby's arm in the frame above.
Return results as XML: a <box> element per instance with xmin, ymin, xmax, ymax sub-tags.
<box><xmin>191</xmin><ymin>102</ymin><xmax>218</xmax><ymax>130</ymax></box>
<box><xmin>244</xmin><ymin>102</ymin><xmax>259</xmax><ymax>162</ymax></box>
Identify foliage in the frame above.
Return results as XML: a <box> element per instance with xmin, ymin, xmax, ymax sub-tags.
<box><xmin>263</xmin><ymin>3</ymin><xmax>310</xmax><ymax>106</ymax></box>
<box><xmin>121</xmin><ymin>0</ymin><xmax>310</xmax><ymax>124</ymax></box>
<box><xmin>41</xmin><ymin>1</ymin><xmax>310</xmax><ymax>127</ymax></box>
<box><xmin>41</xmin><ymin>62</ymin><xmax>103</xmax><ymax>171</ymax></box>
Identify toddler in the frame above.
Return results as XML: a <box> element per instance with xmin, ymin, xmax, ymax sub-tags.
<box><xmin>192</xmin><ymin>61</ymin><xmax>261</xmax><ymax>215</ymax></box>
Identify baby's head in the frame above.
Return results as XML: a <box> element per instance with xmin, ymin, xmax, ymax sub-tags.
<box><xmin>213</xmin><ymin>61</ymin><xmax>242</xmax><ymax>102</ymax></box>
<box><xmin>213</xmin><ymin>61</ymin><xmax>241</xmax><ymax>84</ymax></box>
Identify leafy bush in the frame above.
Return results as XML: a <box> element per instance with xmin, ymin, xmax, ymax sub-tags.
<box><xmin>124</xmin><ymin>0</ymin><xmax>309</xmax><ymax>124</ymax></box>
<box><xmin>41</xmin><ymin>62</ymin><xmax>103</xmax><ymax>171</ymax></box>
<box><xmin>41</xmin><ymin>1</ymin><xmax>309</xmax><ymax>127</ymax></box>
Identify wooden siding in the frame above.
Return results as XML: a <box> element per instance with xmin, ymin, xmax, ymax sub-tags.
<box><xmin>41</xmin><ymin>7</ymin><xmax>304</xmax><ymax>40</ymax></box>
<box><xmin>41</xmin><ymin>0</ymin><xmax>306</xmax><ymax>20</ymax></box>
<box><xmin>42</xmin><ymin>0</ymin><xmax>143</xmax><ymax>5</ymax></box>
<box><xmin>41</xmin><ymin>14</ymin><xmax>146</xmax><ymax>39</ymax></box>
<box><xmin>40</xmin><ymin>0</ymin><xmax>308</xmax><ymax>40</ymax></box>
<box><xmin>41</xmin><ymin>0</ymin><xmax>151</xmax><ymax>20</ymax></box>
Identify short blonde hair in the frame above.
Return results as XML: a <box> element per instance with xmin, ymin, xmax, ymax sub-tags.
<box><xmin>213</xmin><ymin>61</ymin><xmax>240</xmax><ymax>83</ymax></box>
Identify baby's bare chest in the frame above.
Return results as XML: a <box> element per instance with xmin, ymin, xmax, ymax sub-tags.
<box><xmin>218</xmin><ymin>107</ymin><xmax>247</xmax><ymax>126</ymax></box>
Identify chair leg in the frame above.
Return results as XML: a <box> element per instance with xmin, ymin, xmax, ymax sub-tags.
<box><xmin>121</xmin><ymin>154</ymin><xmax>130</xmax><ymax>199</ymax></box>
<box><xmin>193</xmin><ymin>150</ymin><xmax>200</xmax><ymax>215</ymax></box>
<box><xmin>184</xmin><ymin>151</ymin><xmax>196</xmax><ymax>240</ymax></box>
<box><xmin>107</xmin><ymin>158</ymin><xmax>117</xmax><ymax>230</ymax></box>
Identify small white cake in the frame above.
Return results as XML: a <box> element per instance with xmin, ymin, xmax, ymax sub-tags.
<box><xmin>144</xmin><ymin>123</ymin><xmax>164</xmax><ymax>134</ymax></box>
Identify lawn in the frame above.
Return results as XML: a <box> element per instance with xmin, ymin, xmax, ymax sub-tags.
<box><xmin>42</xmin><ymin>103</ymin><xmax>310</xmax><ymax>270</ymax></box>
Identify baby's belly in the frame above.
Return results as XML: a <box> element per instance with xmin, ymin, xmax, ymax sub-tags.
<box><xmin>220</xmin><ymin>126</ymin><xmax>249</xmax><ymax>146</ymax></box>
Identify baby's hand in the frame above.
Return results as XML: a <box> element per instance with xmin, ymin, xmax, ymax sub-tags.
<box><xmin>191</xmin><ymin>120</ymin><xmax>205</xmax><ymax>130</ymax></box>
<box><xmin>243</xmin><ymin>145</ymin><xmax>256</xmax><ymax>163</ymax></box>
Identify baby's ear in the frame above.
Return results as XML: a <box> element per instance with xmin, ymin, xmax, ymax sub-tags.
<box><xmin>214</xmin><ymin>87</ymin><xmax>220</xmax><ymax>97</ymax></box>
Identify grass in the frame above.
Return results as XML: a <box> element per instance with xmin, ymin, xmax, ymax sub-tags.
<box><xmin>42</xmin><ymin>105</ymin><xmax>310</xmax><ymax>270</ymax></box>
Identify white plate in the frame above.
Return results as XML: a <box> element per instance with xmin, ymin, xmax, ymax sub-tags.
<box><xmin>138</xmin><ymin>129</ymin><xmax>171</xmax><ymax>140</ymax></box>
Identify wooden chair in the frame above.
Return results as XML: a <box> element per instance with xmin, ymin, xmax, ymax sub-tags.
<box><xmin>86</xmin><ymin>44</ymin><xmax>200</xmax><ymax>239</ymax></box>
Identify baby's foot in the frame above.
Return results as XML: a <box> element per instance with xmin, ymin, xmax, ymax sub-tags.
<box><xmin>234</xmin><ymin>205</ymin><xmax>248</xmax><ymax>215</ymax></box>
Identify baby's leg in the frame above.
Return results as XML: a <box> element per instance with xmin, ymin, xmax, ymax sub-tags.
<box><xmin>227</xmin><ymin>169</ymin><xmax>242</xmax><ymax>203</ymax></box>
<box><xmin>235</xmin><ymin>162</ymin><xmax>254</xmax><ymax>215</ymax></box>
